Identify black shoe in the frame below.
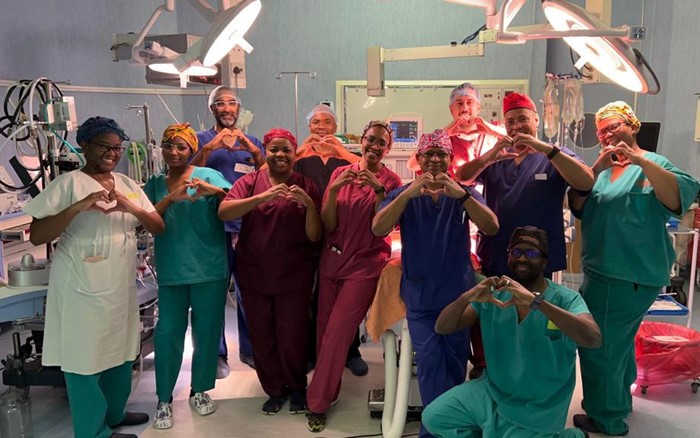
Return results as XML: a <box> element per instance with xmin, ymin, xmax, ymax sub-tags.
<box><xmin>262</xmin><ymin>395</ymin><xmax>288</xmax><ymax>415</ymax></box>
<box><xmin>573</xmin><ymin>414</ymin><xmax>629</xmax><ymax>436</ymax></box>
<box><xmin>239</xmin><ymin>353</ymin><xmax>255</xmax><ymax>369</ymax></box>
<box><xmin>469</xmin><ymin>366</ymin><xmax>485</xmax><ymax>380</ymax></box>
<box><xmin>110</xmin><ymin>434</ymin><xmax>137</xmax><ymax>438</ymax></box>
<box><xmin>345</xmin><ymin>357</ymin><xmax>368</xmax><ymax>376</ymax></box>
<box><xmin>216</xmin><ymin>356</ymin><xmax>230</xmax><ymax>379</ymax></box>
<box><xmin>289</xmin><ymin>391</ymin><xmax>307</xmax><ymax>414</ymax></box>
<box><xmin>110</xmin><ymin>411</ymin><xmax>149</xmax><ymax>427</ymax></box>
<box><xmin>307</xmin><ymin>411</ymin><xmax>327</xmax><ymax>433</ymax></box>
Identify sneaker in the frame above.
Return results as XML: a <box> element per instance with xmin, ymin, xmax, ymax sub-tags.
<box><xmin>153</xmin><ymin>402</ymin><xmax>173</xmax><ymax>430</ymax></box>
<box><xmin>345</xmin><ymin>357</ymin><xmax>368</xmax><ymax>376</ymax></box>
<box><xmin>289</xmin><ymin>391</ymin><xmax>307</xmax><ymax>414</ymax></box>
<box><xmin>109</xmin><ymin>434</ymin><xmax>137</xmax><ymax>438</ymax></box>
<box><xmin>306</xmin><ymin>412</ymin><xmax>327</xmax><ymax>433</ymax></box>
<box><xmin>262</xmin><ymin>395</ymin><xmax>288</xmax><ymax>415</ymax></box>
<box><xmin>239</xmin><ymin>353</ymin><xmax>255</xmax><ymax>369</ymax></box>
<box><xmin>189</xmin><ymin>392</ymin><xmax>217</xmax><ymax>416</ymax></box>
<box><xmin>216</xmin><ymin>357</ymin><xmax>230</xmax><ymax>379</ymax></box>
<box><xmin>573</xmin><ymin>414</ymin><xmax>628</xmax><ymax>436</ymax></box>
<box><xmin>111</xmin><ymin>411</ymin><xmax>149</xmax><ymax>427</ymax></box>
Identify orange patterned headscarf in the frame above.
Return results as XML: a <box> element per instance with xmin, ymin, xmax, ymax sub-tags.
<box><xmin>595</xmin><ymin>101</ymin><xmax>641</xmax><ymax>130</ymax></box>
<box><xmin>162</xmin><ymin>123</ymin><xmax>199</xmax><ymax>153</ymax></box>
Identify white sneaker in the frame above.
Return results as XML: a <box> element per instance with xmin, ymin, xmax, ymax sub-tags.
<box><xmin>153</xmin><ymin>401</ymin><xmax>173</xmax><ymax>429</ymax></box>
<box><xmin>189</xmin><ymin>392</ymin><xmax>217</xmax><ymax>416</ymax></box>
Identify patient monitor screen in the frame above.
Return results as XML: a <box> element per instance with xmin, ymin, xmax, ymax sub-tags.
<box><xmin>390</xmin><ymin>121</ymin><xmax>419</xmax><ymax>143</ymax></box>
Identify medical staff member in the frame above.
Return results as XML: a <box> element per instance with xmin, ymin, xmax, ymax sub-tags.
<box><xmin>26</xmin><ymin>116</ymin><xmax>165</xmax><ymax>438</ymax></box>
<box><xmin>372</xmin><ymin>129</ymin><xmax>499</xmax><ymax>438</ymax></box>
<box><xmin>568</xmin><ymin>101</ymin><xmax>700</xmax><ymax>436</ymax></box>
<box><xmin>423</xmin><ymin>227</ymin><xmax>601</xmax><ymax>438</ymax></box>
<box><xmin>144</xmin><ymin>124</ymin><xmax>231</xmax><ymax>430</ymax></box>
<box><xmin>191</xmin><ymin>86</ymin><xmax>264</xmax><ymax>375</ymax></box>
<box><xmin>219</xmin><ymin>128</ymin><xmax>322</xmax><ymax>415</ymax></box>
<box><xmin>306</xmin><ymin>121</ymin><xmax>402</xmax><ymax>432</ymax></box>
<box><xmin>293</xmin><ymin>104</ymin><xmax>367</xmax><ymax>376</ymax></box>
<box><xmin>456</xmin><ymin>92</ymin><xmax>594</xmax><ymax>377</ymax></box>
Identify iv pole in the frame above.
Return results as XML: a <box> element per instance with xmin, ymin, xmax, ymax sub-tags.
<box><xmin>275</xmin><ymin>71</ymin><xmax>316</xmax><ymax>140</ymax></box>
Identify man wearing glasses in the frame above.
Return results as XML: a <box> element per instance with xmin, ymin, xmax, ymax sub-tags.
<box><xmin>191</xmin><ymin>86</ymin><xmax>264</xmax><ymax>377</ymax></box>
<box><xmin>423</xmin><ymin>226</ymin><xmax>600</xmax><ymax>438</ymax></box>
<box><xmin>372</xmin><ymin>129</ymin><xmax>499</xmax><ymax>438</ymax></box>
<box><xmin>456</xmin><ymin>93</ymin><xmax>593</xmax><ymax>379</ymax></box>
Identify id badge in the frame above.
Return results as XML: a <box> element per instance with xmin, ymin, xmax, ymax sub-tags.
<box><xmin>234</xmin><ymin>163</ymin><xmax>255</xmax><ymax>174</ymax></box>
<box><xmin>535</xmin><ymin>173</ymin><xmax>547</xmax><ymax>181</ymax></box>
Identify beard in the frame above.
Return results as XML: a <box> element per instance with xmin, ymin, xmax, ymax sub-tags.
<box><xmin>510</xmin><ymin>262</ymin><xmax>540</xmax><ymax>287</ymax></box>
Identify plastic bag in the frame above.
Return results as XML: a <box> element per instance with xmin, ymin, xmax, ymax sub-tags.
<box><xmin>635</xmin><ymin>321</ymin><xmax>700</xmax><ymax>387</ymax></box>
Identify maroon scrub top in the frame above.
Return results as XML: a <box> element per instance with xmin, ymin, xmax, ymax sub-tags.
<box><xmin>319</xmin><ymin>163</ymin><xmax>402</xmax><ymax>280</ymax></box>
<box><xmin>226</xmin><ymin>170</ymin><xmax>321</xmax><ymax>295</ymax></box>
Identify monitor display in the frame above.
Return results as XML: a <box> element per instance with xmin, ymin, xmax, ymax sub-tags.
<box><xmin>637</xmin><ymin>121</ymin><xmax>661</xmax><ymax>153</ymax></box>
<box><xmin>390</xmin><ymin>121</ymin><xmax>420</xmax><ymax>143</ymax></box>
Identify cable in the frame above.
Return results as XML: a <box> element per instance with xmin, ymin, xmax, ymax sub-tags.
<box><xmin>633</xmin><ymin>48</ymin><xmax>661</xmax><ymax>95</ymax></box>
<box><xmin>568</xmin><ymin>48</ymin><xmax>593</xmax><ymax>79</ymax></box>
<box><xmin>49</xmin><ymin>128</ymin><xmax>86</xmax><ymax>167</ymax></box>
<box><xmin>461</xmin><ymin>24</ymin><xmax>486</xmax><ymax>45</ymax></box>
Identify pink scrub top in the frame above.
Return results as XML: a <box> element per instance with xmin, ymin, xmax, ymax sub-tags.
<box><xmin>319</xmin><ymin>163</ymin><xmax>402</xmax><ymax>280</ymax></box>
<box><xmin>226</xmin><ymin>170</ymin><xmax>321</xmax><ymax>295</ymax></box>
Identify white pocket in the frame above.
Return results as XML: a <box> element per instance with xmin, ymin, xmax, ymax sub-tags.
<box><xmin>76</xmin><ymin>257</ymin><xmax>113</xmax><ymax>295</ymax></box>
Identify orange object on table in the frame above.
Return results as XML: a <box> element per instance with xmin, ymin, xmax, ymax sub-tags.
<box><xmin>366</xmin><ymin>257</ymin><xmax>405</xmax><ymax>343</ymax></box>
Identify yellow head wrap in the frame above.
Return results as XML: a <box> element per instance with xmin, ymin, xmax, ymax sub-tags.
<box><xmin>161</xmin><ymin>123</ymin><xmax>199</xmax><ymax>153</ymax></box>
<box><xmin>595</xmin><ymin>101</ymin><xmax>641</xmax><ymax>130</ymax></box>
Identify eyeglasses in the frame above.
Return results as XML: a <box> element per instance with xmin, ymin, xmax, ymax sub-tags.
<box><xmin>421</xmin><ymin>151</ymin><xmax>449</xmax><ymax>159</ymax></box>
<box><xmin>161</xmin><ymin>143</ymin><xmax>191</xmax><ymax>153</ymax></box>
<box><xmin>90</xmin><ymin>142</ymin><xmax>126</xmax><ymax>154</ymax></box>
<box><xmin>596</xmin><ymin>122</ymin><xmax>627</xmax><ymax>139</ymax></box>
<box><xmin>212</xmin><ymin>99</ymin><xmax>240</xmax><ymax>110</ymax></box>
<box><xmin>362</xmin><ymin>136</ymin><xmax>389</xmax><ymax>148</ymax></box>
<box><xmin>508</xmin><ymin>248</ymin><xmax>545</xmax><ymax>259</ymax></box>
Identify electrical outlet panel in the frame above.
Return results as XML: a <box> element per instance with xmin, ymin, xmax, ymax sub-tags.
<box><xmin>629</xmin><ymin>26</ymin><xmax>646</xmax><ymax>40</ymax></box>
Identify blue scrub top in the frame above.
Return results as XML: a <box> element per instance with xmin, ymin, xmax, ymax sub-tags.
<box><xmin>380</xmin><ymin>185</ymin><xmax>484</xmax><ymax>311</ymax></box>
<box><xmin>196</xmin><ymin>128</ymin><xmax>264</xmax><ymax>233</ymax></box>
<box><xmin>477</xmin><ymin>148</ymin><xmax>580</xmax><ymax>276</ymax></box>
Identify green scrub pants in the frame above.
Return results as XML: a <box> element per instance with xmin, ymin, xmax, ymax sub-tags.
<box><xmin>64</xmin><ymin>360</ymin><xmax>133</xmax><ymax>438</ymax></box>
<box><xmin>423</xmin><ymin>378</ymin><xmax>585</xmax><ymax>438</ymax></box>
<box><xmin>155</xmin><ymin>279</ymin><xmax>228</xmax><ymax>402</ymax></box>
<box><xmin>578</xmin><ymin>271</ymin><xmax>659</xmax><ymax>436</ymax></box>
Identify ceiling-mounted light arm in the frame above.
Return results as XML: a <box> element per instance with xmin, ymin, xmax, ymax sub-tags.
<box><xmin>131</xmin><ymin>0</ymin><xmax>176</xmax><ymax>64</ymax></box>
<box><xmin>185</xmin><ymin>0</ymin><xmax>218</xmax><ymax>22</ymax></box>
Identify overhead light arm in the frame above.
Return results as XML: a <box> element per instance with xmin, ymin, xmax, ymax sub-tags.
<box><xmin>131</xmin><ymin>0</ymin><xmax>176</xmax><ymax>64</ymax></box>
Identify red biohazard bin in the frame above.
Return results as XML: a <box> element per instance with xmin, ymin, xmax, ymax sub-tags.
<box><xmin>635</xmin><ymin>321</ymin><xmax>700</xmax><ymax>394</ymax></box>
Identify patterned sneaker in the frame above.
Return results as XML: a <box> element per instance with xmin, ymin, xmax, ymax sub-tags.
<box><xmin>189</xmin><ymin>392</ymin><xmax>217</xmax><ymax>416</ymax></box>
<box><xmin>306</xmin><ymin>412</ymin><xmax>327</xmax><ymax>433</ymax></box>
<box><xmin>153</xmin><ymin>402</ymin><xmax>173</xmax><ymax>429</ymax></box>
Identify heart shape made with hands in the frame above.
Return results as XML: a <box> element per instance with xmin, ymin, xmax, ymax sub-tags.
<box><xmin>474</xmin><ymin>117</ymin><xmax>508</xmax><ymax>138</ymax></box>
<box><xmin>482</xmin><ymin>276</ymin><xmax>519</xmax><ymax>309</ymax></box>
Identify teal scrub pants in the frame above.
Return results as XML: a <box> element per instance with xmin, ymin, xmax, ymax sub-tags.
<box><xmin>155</xmin><ymin>279</ymin><xmax>228</xmax><ymax>402</ymax></box>
<box><xmin>64</xmin><ymin>360</ymin><xmax>133</xmax><ymax>438</ymax></box>
<box><xmin>578</xmin><ymin>271</ymin><xmax>659</xmax><ymax>436</ymax></box>
<box><xmin>423</xmin><ymin>377</ymin><xmax>585</xmax><ymax>437</ymax></box>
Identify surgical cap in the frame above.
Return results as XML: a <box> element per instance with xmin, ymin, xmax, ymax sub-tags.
<box><xmin>162</xmin><ymin>123</ymin><xmax>199</xmax><ymax>153</ymax></box>
<box><xmin>417</xmin><ymin>129</ymin><xmax>453</xmax><ymax>155</ymax></box>
<box><xmin>76</xmin><ymin>116</ymin><xmax>129</xmax><ymax>144</ymax></box>
<box><xmin>595</xmin><ymin>101</ymin><xmax>641</xmax><ymax>130</ymax></box>
<box><xmin>264</xmin><ymin>128</ymin><xmax>298</xmax><ymax>150</ymax></box>
<box><xmin>503</xmin><ymin>92</ymin><xmax>537</xmax><ymax>114</ymax></box>
<box><xmin>305</xmin><ymin>104</ymin><xmax>337</xmax><ymax>125</ymax></box>
<box><xmin>362</xmin><ymin>120</ymin><xmax>393</xmax><ymax>140</ymax></box>
<box><xmin>449</xmin><ymin>82</ymin><xmax>480</xmax><ymax>106</ymax></box>
<box><xmin>208</xmin><ymin>86</ymin><xmax>240</xmax><ymax>108</ymax></box>
<box><xmin>508</xmin><ymin>226</ymin><xmax>549</xmax><ymax>257</ymax></box>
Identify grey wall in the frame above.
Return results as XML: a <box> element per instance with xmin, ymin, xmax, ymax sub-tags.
<box><xmin>1</xmin><ymin>0</ymin><xmax>696</xmax><ymax>177</ymax></box>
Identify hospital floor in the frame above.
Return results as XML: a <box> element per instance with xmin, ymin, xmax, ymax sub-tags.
<box><xmin>1</xmin><ymin>274</ymin><xmax>699</xmax><ymax>438</ymax></box>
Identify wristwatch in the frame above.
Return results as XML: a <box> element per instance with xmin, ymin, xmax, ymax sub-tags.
<box><xmin>530</xmin><ymin>292</ymin><xmax>545</xmax><ymax>310</ymax></box>
<box><xmin>458</xmin><ymin>188</ymin><xmax>472</xmax><ymax>204</ymax></box>
<box><xmin>374</xmin><ymin>185</ymin><xmax>386</xmax><ymax>195</ymax></box>
<box><xmin>546</xmin><ymin>146</ymin><xmax>562</xmax><ymax>160</ymax></box>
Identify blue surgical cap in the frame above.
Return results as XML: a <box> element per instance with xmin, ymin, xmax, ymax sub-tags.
<box><xmin>76</xmin><ymin>116</ymin><xmax>129</xmax><ymax>144</ymax></box>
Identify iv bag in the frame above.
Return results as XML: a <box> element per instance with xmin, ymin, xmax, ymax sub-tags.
<box><xmin>543</xmin><ymin>78</ymin><xmax>560</xmax><ymax>141</ymax></box>
<box><xmin>562</xmin><ymin>78</ymin><xmax>578</xmax><ymax>125</ymax></box>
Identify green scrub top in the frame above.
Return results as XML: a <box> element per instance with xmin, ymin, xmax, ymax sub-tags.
<box><xmin>144</xmin><ymin>166</ymin><xmax>232</xmax><ymax>286</ymax></box>
<box><xmin>577</xmin><ymin>152</ymin><xmax>700</xmax><ymax>287</ymax></box>
<box><xmin>472</xmin><ymin>280</ymin><xmax>590</xmax><ymax>434</ymax></box>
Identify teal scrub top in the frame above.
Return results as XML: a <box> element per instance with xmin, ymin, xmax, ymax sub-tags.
<box><xmin>576</xmin><ymin>152</ymin><xmax>700</xmax><ymax>287</ymax></box>
<box><xmin>144</xmin><ymin>166</ymin><xmax>232</xmax><ymax>286</ymax></box>
<box><xmin>473</xmin><ymin>280</ymin><xmax>590</xmax><ymax>434</ymax></box>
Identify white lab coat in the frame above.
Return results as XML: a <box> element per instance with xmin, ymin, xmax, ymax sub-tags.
<box><xmin>23</xmin><ymin>170</ymin><xmax>156</xmax><ymax>375</ymax></box>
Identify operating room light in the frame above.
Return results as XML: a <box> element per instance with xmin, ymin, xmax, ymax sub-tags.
<box><xmin>148</xmin><ymin>62</ymin><xmax>218</xmax><ymax>76</ymax></box>
<box><xmin>542</xmin><ymin>1</ymin><xmax>646</xmax><ymax>93</ymax></box>
<box><xmin>199</xmin><ymin>0</ymin><xmax>262</xmax><ymax>67</ymax></box>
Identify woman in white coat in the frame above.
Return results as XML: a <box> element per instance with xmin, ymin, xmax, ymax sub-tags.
<box><xmin>25</xmin><ymin>116</ymin><xmax>165</xmax><ymax>438</ymax></box>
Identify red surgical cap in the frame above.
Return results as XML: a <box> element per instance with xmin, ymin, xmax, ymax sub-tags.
<box><xmin>503</xmin><ymin>92</ymin><xmax>537</xmax><ymax>115</ymax></box>
<box><xmin>263</xmin><ymin>128</ymin><xmax>298</xmax><ymax>150</ymax></box>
